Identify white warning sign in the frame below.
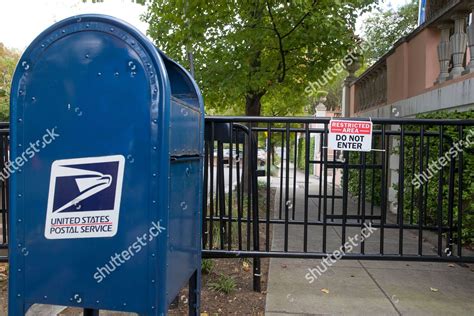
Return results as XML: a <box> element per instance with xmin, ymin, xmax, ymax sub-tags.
<box><xmin>328</xmin><ymin>120</ymin><xmax>372</xmax><ymax>152</ymax></box>
<box><xmin>44</xmin><ymin>155</ymin><xmax>125</xmax><ymax>239</ymax></box>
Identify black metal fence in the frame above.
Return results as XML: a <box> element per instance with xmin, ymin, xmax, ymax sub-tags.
<box><xmin>202</xmin><ymin>116</ymin><xmax>474</xmax><ymax>264</ymax></box>
<box><xmin>2</xmin><ymin>117</ymin><xmax>474</xmax><ymax>271</ymax></box>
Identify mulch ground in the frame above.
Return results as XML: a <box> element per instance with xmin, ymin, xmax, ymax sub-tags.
<box><xmin>169</xmin><ymin>258</ymin><xmax>268</xmax><ymax>316</ymax></box>
<box><xmin>0</xmin><ymin>263</ymin><xmax>7</xmax><ymax>316</ymax></box>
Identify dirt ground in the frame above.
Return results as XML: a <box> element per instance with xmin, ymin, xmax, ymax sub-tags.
<box><xmin>169</xmin><ymin>258</ymin><xmax>268</xmax><ymax>316</ymax></box>
<box><xmin>0</xmin><ymin>263</ymin><xmax>7</xmax><ymax>316</ymax></box>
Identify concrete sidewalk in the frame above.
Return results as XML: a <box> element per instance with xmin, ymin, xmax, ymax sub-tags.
<box><xmin>265</xmin><ymin>165</ymin><xmax>474</xmax><ymax>315</ymax></box>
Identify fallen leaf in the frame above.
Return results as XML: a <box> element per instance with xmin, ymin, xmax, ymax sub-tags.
<box><xmin>242</xmin><ymin>261</ymin><xmax>251</xmax><ymax>272</ymax></box>
<box><xmin>448</xmin><ymin>264</ymin><xmax>455</xmax><ymax>268</ymax></box>
<box><xmin>321</xmin><ymin>288</ymin><xmax>330</xmax><ymax>294</ymax></box>
<box><xmin>430</xmin><ymin>287</ymin><xmax>439</xmax><ymax>292</ymax></box>
<box><xmin>200</xmin><ymin>313</ymin><xmax>208</xmax><ymax>316</ymax></box>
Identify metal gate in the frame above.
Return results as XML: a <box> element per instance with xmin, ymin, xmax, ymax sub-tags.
<box><xmin>202</xmin><ymin>116</ymin><xmax>474</xmax><ymax>265</ymax></box>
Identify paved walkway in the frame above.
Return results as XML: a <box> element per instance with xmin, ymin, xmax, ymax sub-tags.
<box><xmin>265</xmin><ymin>165</ymin><xmax>474</xmax><ymax>315</ymax></box>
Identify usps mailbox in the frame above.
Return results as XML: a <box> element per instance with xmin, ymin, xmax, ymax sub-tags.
<box><xmin>9</xmin><ymin>15</ymin><xmax>203</xmax><ymax>315</ymax></box>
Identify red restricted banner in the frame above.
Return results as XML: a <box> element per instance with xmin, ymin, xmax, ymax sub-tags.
<box><xmin>329</xmin><ymin>120</ymin><xmax>372</xmax><ymax>134</ymax></box>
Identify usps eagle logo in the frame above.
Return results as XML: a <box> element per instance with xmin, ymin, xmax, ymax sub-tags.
<box><xmin>44</xmin><ymin>155</ymin><xmax>125</xmax><ymax>239</ymax></box>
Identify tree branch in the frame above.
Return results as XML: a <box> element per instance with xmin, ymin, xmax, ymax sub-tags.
<box><xmin>281</xmin><ymin>0</ymin><xmax>318</xmax><ymax>39</ymax></box>
<box><xmin>265</xmin><ymin>0</ymin><xmax>286</xmax><ymax>83</ymax></box>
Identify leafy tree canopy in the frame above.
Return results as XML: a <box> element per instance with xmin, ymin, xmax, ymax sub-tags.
<box><xmin>0</xmin><ymin>43</ymin><xmax>20</xmax><ymax>121</ymax></box>
<box><xmin>144</xmin><ymin>0</ymin><xmax>377</xmax><ymax>115</ymax></box>
<box><xmin>362</xmin><ymin>0</ymin><xmax>418</xmax><ymax>62</ymax></box>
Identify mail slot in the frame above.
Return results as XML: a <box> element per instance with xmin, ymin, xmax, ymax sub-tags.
<box><xmin>8</xmin><ymin>14</ymin><xmax>203</xmax><ymax>315</ymax></box>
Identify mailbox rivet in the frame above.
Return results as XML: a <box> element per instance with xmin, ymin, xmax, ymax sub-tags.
<box><xmin>21</xmin><ymin>61</ymin><xmax>30</xmax><ymax>71</ymax></box>
<box><xmin>18</xmin><ymin>194</ymin><xmax>22</xmax><ymax>198</ymax></box>
<box><xmin>153</xmin><ymin>146</ymin><xmax>157</xmax><ymax>150</ymax></box>
<box><xmin>41</xmin><ymin>44</ymin><xmax>45</xmax><ymax>48</ymax></box>
<box><xmin>110</xmin><ymin>27</ymin><xmax>115</xmax><ymax>32</ymax></box>
<box><xmin>31</xmin><ymin>96</ymin><xmax>36</xmax><ymax>102</ymax></box>
<box><xmin>18</xmin><ymin>144</ymin><xmax>22</xmax><ymax>147</ymax></box>
<box><xmin>114</xmin><ymin>72</ymin><xmax>119</xmax><ymax>77</ymax></box>
<box><xmin>17</xmin><ymin>294</ymin><xmax>21</xmax><ymax>297</ymax></box>
<box><xmin>18</xmin><ymin>118</ymin><xmax>22</xmax><ymax>122</ymax></box>
<box><xmin>151</xmin><ymin>253</ymin><xmax>155</xmax><ymax>257</ymax></box>
<box><xmin>151</xmin><ymin>279</ymin><xmax>155</xmax><ymax>283</ymax></box>
<box><xmin>17</xmin><ymin>269</ymin><xmax>21</xmax><ymax>272</ymax></box>
<box><xmin>96</xmin><ymin>300</ymin><xmax>100</xmax><ymax>304</ymax></box>
<box><xmin>86</xmin><ymin>23</ymin><xmax>90</xmax><ymax>28</ymax></box>
<box><xmin>44</xmin><ymin>296</ymin><xmax>47</xmax><ymax>299</ymax></box>
<box><xmin>151</xmin><ymin>306</ymin><xmax>155</xmax><ymax>309</ymax></box>
<box><xmin>85</xmin><ymin>54</ymin><xmax>89</xmax><ymax>59</ymax></box>
<box><xmin>97</xmin><ymin>72</ymin><xmax>102</xmax><ymax>76</ymax></box>
<box><xmin>123</xmin><ymin>303</ymin><xmax>127</xmax><ymax>306</ymax></box>
<box><xmin>152</xmin><ymin>173</ymin><xmax>157</xmax><ymax>177</ymax></box>
<box><xmin>61</xmin><ymin>29</ymin><xmax>66</xmax><ymax>34</ymax></box>
<box><xmin>17</xmin><ymin>219</ymin><xmax>22</xmax><ymax>223</ymax></box>
<box><xmin>152</xmin><ymin>200</ymin><xmax>156</xmax><ymax>204</ymax></box>
<box><xmin>152</xmin><ymin>119</ymin><xmax>157</xmax><ymax>124</ymax></box>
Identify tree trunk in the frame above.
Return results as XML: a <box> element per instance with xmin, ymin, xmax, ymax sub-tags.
<box><xmin>242</xmin><ymin>91</ymin><xmax>264</xmax><ymax>194</ymax></box>
<box><xmin>245</xmin><ymin>91</ymin><xmax>264</xmax><ymax>116</ymax></box>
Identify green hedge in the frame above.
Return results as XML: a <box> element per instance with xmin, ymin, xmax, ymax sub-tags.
<box><xmin>296</xmin><ymin>136</ymin><xmax>315</xmax><ymax>174</ymax></box>
<box><xmin>398</xmin><ymin>110</ymin><xmax>474</xmax><ymax>246</ymax></box>
<box><xmin>347</xmin><ymin>137</ymin><xmax>382</xmax><ymax>207</ymax></box>
<box><xmin>347</xmin><ymin>110</ymin><xmax>474</xmax><ymax>246</ymax></box>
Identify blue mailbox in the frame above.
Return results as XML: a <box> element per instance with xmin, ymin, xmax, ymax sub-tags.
<box><xmin>9</xmin><ymin>15</ymin><xmax>203</xmax><ymax>315</ymax></box>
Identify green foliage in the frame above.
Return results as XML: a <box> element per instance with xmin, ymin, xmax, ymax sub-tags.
<box><xmin>362</xmin><ymin>0</ymin><xmax>418</xmax><ymax>61</ymax></box>
<box><xmin>297</xmin><ymin>135</ymin><xmax>315</xmax><ymax>174</ymax></box>
<box><xmin>397</xmin><ymin>110</ymin><xmax>474</xmax><ymax>246</ymax></box>
<box><xmin>0</xmin><ymin>43</ymin><xmax>20</xmax><ymax>121</ymax></box>
<box><xmin>144</xmin><ymin>0</ymin><xmax>377</xmax><ymax>115</ymax></box>
<box><xmin>208</xmin><ymin>273</ymin><xmax>237</xmax><ymax>294</ymax></box>
<box><xmin>201</xmin><ymin>259</ymin><xmax>215</xmax><ymax>274</ymax></box>
<box><xmin>347</xmin><ymin>138</ymin><xmax>382</xmax><ymax>208</ymax></box>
